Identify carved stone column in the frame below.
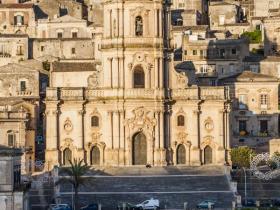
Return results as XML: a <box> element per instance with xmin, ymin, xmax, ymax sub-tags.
<box><xmin>113</xmin><ymin>111</ymin><xmax>120</xmax><ymax>149</ymax></box>
<box><xmin>159</xmin><ymin>110</ymin><xmax>164</xmax><ymax>149</ymax></box>
<box><xmin>107</xmin><ymin>57</ymin><xmax>113</xmax><ymax>88</ymax></box>
<box><xmin>45</xmin><ymin>108</ymin><xmax>60</xmax><ymax>170</ymax></box>
<box><xmin>191</xmin><ymin>109</ymin><xmax>201</xmax><ymax>166</ymax></box>
<box><xmin>225</xmin><ymin>106</ymin><xmax>231</xmax><ymax>163</ymax></box>
<box><xmin>119</xmin><ymin>57</ymin><xmax>124</xmax><ymax>88</ymax></box>
<box><xmin>154</xmin><ymin>57</ymin><xmax>159</xmax><ymax>88</ymax></box>
<box><xmin>159</xmin><ymin>57</ymin><xmax>163</xmax><ymax>88</ymax></box>
<box><xmin>107</xmin><ymin>111</ymin><xmax>113</xmax><ymax>149</ymax></box>
<box><xmin>112</xmin><ymin>57</ymin><xmax>119</xmax><ymax>88</ymax></box>
<box><xmin>119</xmin><ymin>110</ymin><xmax>125</xmax><ymax>165</ymax></box>
<box><xmin>159</xmin><ymin>10</ymin><xmax>162</xmax><ymax>37</ymax></box>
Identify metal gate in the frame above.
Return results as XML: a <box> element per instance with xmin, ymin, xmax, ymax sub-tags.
<box><xmin>132</xmin><ymin>132</ymin><xmax>147</xmax><ymax>165</ymax></box>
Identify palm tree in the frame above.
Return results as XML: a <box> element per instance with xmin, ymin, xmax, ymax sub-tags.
<box><xmin>56</xmin><ymin>158</ymin><xmax>91</xmax><ymax>210</ymax></box>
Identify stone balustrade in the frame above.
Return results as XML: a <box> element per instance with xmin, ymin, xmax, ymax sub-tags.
<box><xmin>101</xmin><ymin>37</ymin><xmax>163</xmax><ymax>49</ymax></box>
<box><xmin>47</xmin><ymin>88</ymin><xmax>165</xmax><ymax>100</ymax></box>
<box><xmin>46</xmin><ymin>87</ymin><xmax>229</xmax><ymax>101</ymax></box>
<box><xmin>46</xmin><ymin>87</ymin><xmax>58</xmax><ymax>100</ymax></box>
<box><xmin>16</xmin><ymin>91</ymin><xmax>33</xmax><ymax>96</ymax></box>
<box><xmin>171</xmin><ymin>88</ymin><xmax>199</xmax><ymax>99</ymax></box>
<box><xmin>60</xmin><ymin>88</ymin><xmax>84</xmax><ymax>100</ymax></box>
<box><xmin>172</xmin><ymin>87</ymin><xmax>229</xmax><ymax>100</ymax></box>
<box><xmin>200</xmin><ymin>87</ymin><xmax>228</xmax><ymax>100</ymax></box>
<box><xmin>0</xmin><ymin>111</ymin><xmax>27</xmax><ymax>119</ymax></box>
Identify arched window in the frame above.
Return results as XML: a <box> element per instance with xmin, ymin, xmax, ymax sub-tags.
<box><xmin>177</xmin><ymin>115</ymin><xmax>185</xmax><ymax>126</ymax></box>
<box><xmin>63</xmin><ymin>148</ymin><xmax>72</xmax><ymax>165</ymax></box>
<box><xmin>135</xmin><ymin>16</ymin><xmax>143</xmax><ymax>36</ymax></box>
<box><xmin>91</xmin><ymin>116</ymin><xmax>99</xmax><ymax>127</ymax></box>
<box><xmin>133</xmin><ymin>66</ymin><xmax>145</xmax><ymax>88</ymax></box>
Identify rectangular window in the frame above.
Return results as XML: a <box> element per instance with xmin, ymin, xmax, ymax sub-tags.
<box><xmin>8</xmin><ymin>134</ymin><xmax>15</xmax><ymax>146</ymax></box>
<box><xmin>20</xmin><ymin>81</ymin><xmax>26</xmax><ymax>91</ymax></box>
<box><xmin>220</xmin><ymin>49</ymin><xmax>225</xmax><ymax>58</ymax></box>
<box><xmin>193</xmin><ymin>50</ymin><xmax>197</xmax><ymax>55</ymax></box>
<box><xmin>232</xmin><ymin>48</ymin><xmax>237</xmax><ymax>55</ymax></box>
<box><xmin>16</xmin><ymin>45</ymin><xmax>23</xmax><ymax>55</ymax></box>
<box><xmin>57</xmin><ymin>32</ymin><xmax>63</xmax><ymax>38</ymax></box>
<box><xmin>72</xmin><ymin>32</ymin><xmax>78</xmax><ymax>38</ymax></box>
<box><xmin>238</xmin><ymin>94</ymin><xmax>247</xmax><ymax>109</ymax></box>
<box><xmin>260</xmin><ymin>120</ymin><xmax>268</xmax><ymax>133</ymax></box>
<box><xmin>71</xmin><ymin>48</ymin><xmax>76</xmax><ymax>55</ymax></box>
<box><xmin>14</xmin><ymin>15</ymin><xmax>23</xmax><ymax>25</ymax></box>
<box><xmin>41</xmin><ymin>46</ymin><xmax>45</xmax><ymax>52</ymax></box>
<box><xmin>239</xmin><ymin>120</ymin><xmax>247</xmax><ymax>132</ymax></box>
<box><xmin>200</xmin><ymin>50</ymin><xmax>203</xmax><ymax>56</ymax></box>
<box><xmin>260</xmin><ymin>94</ymin><xmax>268</xmax><ymax>105</ymax></box>
<box><xmin>184</xmin><ymin>50</ymin><xmax>187</xmax><ymax>55</ymax></box>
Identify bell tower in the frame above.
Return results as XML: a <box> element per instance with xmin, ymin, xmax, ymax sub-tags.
<box><xmin>101</xmin><ymin>0</ymin><xmax>165</xmax><ymax>90</ymax></box>
<box><xmin>101</xmin><ymin>0</ymin><xmax>168</xmax><ymax>166</ymax></box>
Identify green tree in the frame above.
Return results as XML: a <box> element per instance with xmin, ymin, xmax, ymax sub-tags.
<box><xmin>230</xmin><ymin>146</ymin><xmax>256</xmax><ymax>168</ymax></box>
<box><xmin>268</xmin><ymin>151</ymin><xmax>280</xmax><ymax>169</ymax></box>
<box><xmin>241</xmin><ymin>30</ymin><xmax>262</xmax><ymax>44</ymax></box>
<box><xmin>56</xmin><ymin>159</ymin><xmax>91</xmax><ymax>210</ymax></box>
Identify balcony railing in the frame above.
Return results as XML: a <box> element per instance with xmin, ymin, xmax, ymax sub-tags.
<box><xmin>233</xmin><ymin>131</ymin><xmax>271</xmax><ymax>137</ymax></box>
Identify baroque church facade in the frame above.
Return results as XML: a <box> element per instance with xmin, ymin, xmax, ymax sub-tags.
<box><xmin>45</xmin><ymin>0</ymin><xmax>231</xmax><ymax>169</ymax></box>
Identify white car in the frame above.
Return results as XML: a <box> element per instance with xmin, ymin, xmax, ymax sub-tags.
<box><xmin>49</xmin><ymin>204</ymin><xmax>72</xmax><ymax>210</ymax></box>
<box><xmin>136</xmin><ymin>198</ymin><xmax>160</xmax><ymax>210</ymax></box>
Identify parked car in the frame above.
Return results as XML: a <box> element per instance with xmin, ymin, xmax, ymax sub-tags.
<box><xmin>243</xmin><ymin>199</ymin><xmax>256</xmax><ymax>207</ymax></box>
<box><xmin>80</xmin><ymin>203</ymin><xmax>98</xmax><ymax>210</ymax></box>
<box><xmin>135</xmin><ymin>198</ymin><xmax>160</xmax><ymax>210</ymax></box>
<box><xmin>49</xmin><ymin>204</ymin><xmax>72</xmax><ymax>210</ymax></box>
<box><xmin>260</xmin><ymin>199</ymin><xmax>273</xmax><ymax>207</ymax></box>
<box><xmin>272</xmin><ymin>199</ymin><xmax>280</xmax><ymax>207</ymax></box>
<box><xmin>196</xmin><ymin>200</ymin><xmax>215</xmax><ymax>209</ymax></box>
<box><xmin>117</xmin><ymin>202</ymin><xmax>140</xmax><ymax>210</ymax></box>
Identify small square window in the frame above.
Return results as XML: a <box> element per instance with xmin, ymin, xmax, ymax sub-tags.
<box><xmin>72</xmin><ymin>32</ymin><xmax>78</xmax><ymax>38</ymax></box>
<box><xmin>57</xmin><ymin>32</ymin><xmax>63</xmax><ymax>38</ymax></box>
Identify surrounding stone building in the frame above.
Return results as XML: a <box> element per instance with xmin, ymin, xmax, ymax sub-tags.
<box><xmin>209</xmin><ymin>1</ymin><xmax>242</xmax><ymax>28</ymax></box>
<box><xmin>219</xmin><ymin>71</ymin><xmax>280</xmax><ymax>150</ymax></box>
<box><xmin>0</xmin><ymin>34</ymin><xmax>28</xmax><ymax>66</ymax></box>
<box><xmin>0</xmin><ymin>3</ymin><xmax>36</xmax><ymax>37</ymax></box>
<box><xmin>0</xmin><ymin>145</ymin><xmax>29</xmax><ymax>210</ymax></box>
<box><xmin>181</xmin><ymin>33</ymin><xmax>249</xmax><ymax>84</ymax></box>
<box><xmin>0</xmin><ymin>62</ymin><xmax>46</xmax><ymax>173</ymax></box>
<box><xmin>263</xmin><ymin>16</ymin><xmax>280</xmax><ymax>56</ymax></box>
<box><xmin>254</xmin><ymin>0</ymin><xmax>280</xmax><ymax>17</ymax></box>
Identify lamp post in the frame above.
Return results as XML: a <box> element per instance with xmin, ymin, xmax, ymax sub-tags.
<box><xmin>242</xmin><ymin>167</ymin><xmax>247</xmax><ymax>205</ymax></box>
